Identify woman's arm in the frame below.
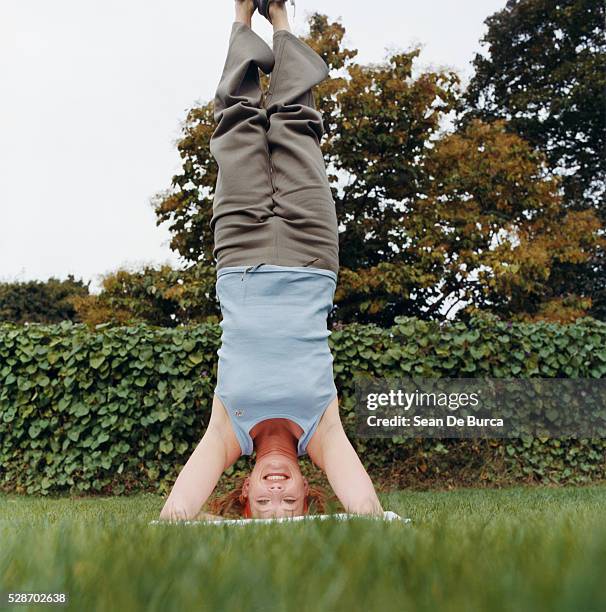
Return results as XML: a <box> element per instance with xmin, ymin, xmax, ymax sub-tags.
<box><xmin>159</xmin><ymin>396</ymin><xmax>241</xmax><ymax>521</ymax></box>
<box><xmin>307</xmin><ymin>399</ymin><xmax>384</xmax><ymax>515</ymax></box>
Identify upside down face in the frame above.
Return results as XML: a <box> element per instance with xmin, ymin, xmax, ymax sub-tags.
<box><xmin>242</xmin><ymin>456</ymin><xmax>309</xmax><ymax>518</ymax></box>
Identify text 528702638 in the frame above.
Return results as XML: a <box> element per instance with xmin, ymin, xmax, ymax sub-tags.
<box><xmin>1</xmin><ymin>592</ymin><xmax>69</xmax><ymax>606</ymax></box>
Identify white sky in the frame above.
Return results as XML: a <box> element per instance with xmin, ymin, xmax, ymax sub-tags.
<box><xmin>0</xmin><ymin>0</ymin><xmax>505</xmax><ymax>293</ymax></box>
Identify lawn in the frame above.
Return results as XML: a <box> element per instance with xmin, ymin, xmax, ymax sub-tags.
<box><xmin>1</xmin><ymin>486</ymin><xmax>605</xmax><ymax>612</ymax></box>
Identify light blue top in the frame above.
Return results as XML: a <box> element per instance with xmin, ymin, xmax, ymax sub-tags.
<box><xmin>214</xmin><ymin>264</ymin><xmax>338</xmax><ymax>456</ymax></box>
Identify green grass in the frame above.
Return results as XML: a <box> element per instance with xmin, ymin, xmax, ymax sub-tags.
<box><xmin>1</xmin><ymin>486</ymin><xmax>605</xmax><ymax>612</ymax></box>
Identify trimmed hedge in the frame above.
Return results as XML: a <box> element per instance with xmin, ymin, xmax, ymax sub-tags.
<box><xmin>1</xmin><ymin>315</ymin><xmax>605</xmax><ymax>495</ymax></box>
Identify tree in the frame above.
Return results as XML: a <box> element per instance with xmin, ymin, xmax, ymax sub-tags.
<box><xmin>71</xmin><ymin>263</ymin><xmax>218</xmax><ymax>328</ymax></box>
<box><xmin>335</xmin><ymin>118</ymin><xmax>603</xmax><ymax>323</ymax></box>
<box><xmin>459</xmin><ymin>0</ymin><xmax>606</xmax><ymax>317</ymax></box>
<box><xmin>0</xmin><ymin>275</ymin><xmax>89</xmax><ymax>324</ymax></box>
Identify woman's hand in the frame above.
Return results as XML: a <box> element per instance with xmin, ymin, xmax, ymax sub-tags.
<box><xmin>158</xmin><ymin>504</ymin><xmax>225</xmax><ymax>522</ymax></box>
<box><xmin>158</xmin><ymin>501</ymin><xmax>192</xmax><ymax>521</ymax></box>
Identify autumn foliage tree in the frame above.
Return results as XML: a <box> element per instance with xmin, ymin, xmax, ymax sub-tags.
<box><xmin>459</xmin><ymin>0</ymin><xmax>606</xmax><ymax>319</ymax></box>
<box><xmin>72</xmin><ymin>263</ymin><xmax>218</xmax><ymax>328</ymax></box>
<box><xmin>151</xmin><ymin>12</ymin><xmax>603</xmax><ymax>327</ymax></box>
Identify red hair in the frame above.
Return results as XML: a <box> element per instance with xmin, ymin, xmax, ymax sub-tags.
<box><xmin>208</xmin><ymin>474</ymin><xmax>330</xmax><ymax>518</ymax></box>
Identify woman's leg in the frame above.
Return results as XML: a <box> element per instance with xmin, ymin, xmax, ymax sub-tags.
<box><xmin>263</xmin><ymin>21</ymin><xmax>339</xmax><ymax>274</ymax></box>
<box><xmin>209</xmin><ymin>18</ymin><xmax>277</xmax><ymax>269</ymax></box>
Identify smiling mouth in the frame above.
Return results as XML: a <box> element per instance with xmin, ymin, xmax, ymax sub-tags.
<box><xmin>263</xmin><ymin>473</ymin><xmax>289</xmax><ymax>481</ymax></box>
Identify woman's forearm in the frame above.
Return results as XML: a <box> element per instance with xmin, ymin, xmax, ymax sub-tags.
<box><xmin>320</xmin><ymin>425</ymin><xmax>384</xmax><ymax>515</ymax></box>
<box><xmin>159</xmin><ymin>426</ymin><xmax>228</xmax><ymax>521</ymax></box>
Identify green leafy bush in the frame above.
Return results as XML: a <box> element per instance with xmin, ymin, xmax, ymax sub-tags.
<box><xmin>1</xmin><ymin>315</ymin><xmax>605</xmax><ymax>494</ymax></box>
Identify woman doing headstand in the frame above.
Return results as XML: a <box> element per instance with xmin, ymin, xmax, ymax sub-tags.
<box><xmin>159</xmin><ymin>0</ymin><xmax>383</xmax><ymax>520</ymax></box>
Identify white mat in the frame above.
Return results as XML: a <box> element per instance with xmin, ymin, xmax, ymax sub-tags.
<box><xmin>149</xmin><ymin>510</ymin><xmax>411</xmax><ymax>526</ymax></box>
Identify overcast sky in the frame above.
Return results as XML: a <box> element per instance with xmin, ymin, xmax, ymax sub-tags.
<box><xmin>1</xmin><ymin>0</ymin><xmax>506</xmax><ymax>293</ymax></box>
